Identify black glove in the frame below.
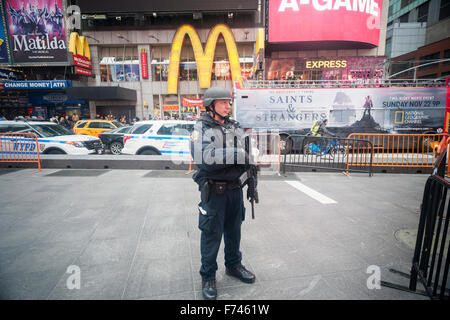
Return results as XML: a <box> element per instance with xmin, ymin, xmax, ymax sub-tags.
<box><xmin>247</xmin><ymin>185</ymin><xmax>252</xmax><ymax>200</ymax></box>
<box><xmin>244</xmin><ymin>151</ymin><xmax>250</xmax><ymax>165</ymax></box>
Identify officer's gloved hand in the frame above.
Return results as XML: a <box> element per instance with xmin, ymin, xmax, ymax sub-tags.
<box><xmin>244</xmin><ymin>151</ymin><xmax>250</xmax><ymax>165</ymax></box>
<box><xmin>247</xmin><ymin>185</ymin><xmax>252</xmax><ymax>200</ymax></box>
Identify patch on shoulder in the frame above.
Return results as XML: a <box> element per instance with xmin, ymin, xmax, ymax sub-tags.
<box><xmin>190</xmin><ymin>130</ymin><xmax>201</xmax><ymax>142</ymax></box>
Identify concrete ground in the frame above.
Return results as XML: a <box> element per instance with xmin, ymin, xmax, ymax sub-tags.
<box><xmin>0</xmin><ymin>168</ymin><xmax>431</xmax><ymax>300</ymax></box>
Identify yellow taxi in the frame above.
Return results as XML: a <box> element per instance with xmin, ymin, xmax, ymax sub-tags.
<box><xmin>73</xmin><ymin>119</ymin><xmax>124</xmax><ymax>137</ymax></box>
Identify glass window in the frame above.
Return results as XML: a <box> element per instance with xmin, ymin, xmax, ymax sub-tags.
<box><xmin>100</xmin><ymin>122</ymin><xmax>115</xmax><ymax>129</ymax></box>
<box><xmin>111</xmin><ymin>64</ymin><xmax>140</xmax><ymax>82</ymax></box>
<box><xmin>444</xmin><ymin>49</ymin><xmax>450</xmax><ymax>64</ymax></box>
<box><xmin>88</xmin><ymin>122</ymin><xmax>103</xmax><ymax>129</ymax></box>
<box><xmin>112</xmin><ymin>121</ymin><xmax>123</xmax><ymax>128</ymax></box>
<box><xmin>99</xmin><ymin>49</ymin><xmax>140</xmax><ymax>82</ymax></box>
<box><xmin>107</xmin><ymin>126</ymin><xmax>130</xmax><ymax>134</ymax></box>
<box><xmin>214</xmin><ymin>61</ymin><xmax>231</xmax><ymax>80</ymax></box>
<box><xmin>399</xmin><ymin>13</ymin><xmax>409</xmax><ymax>22</ymax></box>
<box><xmin>116</xmin><ymin>126</ymin><xmax>132</xmax><ymax>134</ymax></box>
<box><xmin>385</xmin><ymin>38</ymin><xmax>392</xmax><ymax>57</ymax></box>
<box><xmin>391</xmin><ymin>59</ymin><xmax>415</xmax><ymax>77</ymax></box>
<box><xmin>418</xmin><ymin>74</ymin><xmax>438</xmax><ymax>79</ymax></box>
<box><xmin>131</xmin><ymin>124</ymin><xmax>153</xmax><ymax>134</ymax></box>
<box><xmin>76</xmin><ymin>121</ymin><xmax>87</xmax><ymax>128</ymax></box>
<box><xmin>440</xmin><ymin>0</ymin><xmax>450</xmax><ymax>21</ymax></box>
<box><xmin>15</xmin><ymin>127</ymin><xmax>35</xmax><ymax>134</ymax></box>
<box><xmin>100</xmin><ymin>65</ymin><xmax>112</xmax><ymax>82</ymax></box>
<box><xmin>179</xmin><ymin>62</ymin><xmax>197</xmax><ymax>81</ymax></box>
<box><xmin>401</xmin><ymin>0</ymin><xmax>414</xmax><ymax>8</ymax></box>
<box><xmin>157</xmin><ymin>124</ymin><xmax>176</xmax><ymax>135</ymax></box>
<box><xmin>184</xmin><ymin>124</ymin><xmax>194</xmax><ymax>133</ymax></box>
<box><xmin>152</xmin><ymin>63</ymin><xmax>169</xmax><ymax>81</ymax></box>
<box><xmin>0</xmin><ymin>124</ymin><xmax>10</xmax><ymax>133</ymax></box>
<box><xmin>7</xmin><ymin>124</ymin><xmax>30</xmax><ymax>133</ymax></box>
<box><xmin>30</xmin><ymin>124</ymin><xmax>74</xmax><ymax>137</ymax></box>
<box><xmin>419</xmin><ymin>52</ymin><xmax>440</xmax><ymax>70</ymax></box>
<box><xmin>417</xmin><ymin>1</ymin><xmax>429</xmax><ymax>23</ymax></box>
<box><xmin>172</xmin><ymin>124</ymin><xmax>192</xmax><ymax>136</ymax></box>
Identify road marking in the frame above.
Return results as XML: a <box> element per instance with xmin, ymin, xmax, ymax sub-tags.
<box><xmin>285</xmin><ymin>180</ymin><xmax>337</xmax><ymax>204</ymax></box>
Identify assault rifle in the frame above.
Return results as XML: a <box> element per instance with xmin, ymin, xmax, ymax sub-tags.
<box><xmin>238</xmin><ymin>164</ymin><xmax>259</xmax><ymax>219</ymax></box>
<box><xmin>240</xmin><ymin>135</ymin><xmax>259</xmax><ymax>219</ymax></box>
<box><xmin>247</xmin><ymin>164</ymin><xmax>259</xmax><ymax>219</ymax></box>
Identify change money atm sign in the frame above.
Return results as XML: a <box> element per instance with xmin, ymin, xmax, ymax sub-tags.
<box><xmin>269</xmin><ymin>0</ymin><xmax>382</xmax><ymax>46</ymax></box>
<box><xmin>68</xmin><ymin>32</ymin><xmax>92</xmax><ymax>76</ymax></box>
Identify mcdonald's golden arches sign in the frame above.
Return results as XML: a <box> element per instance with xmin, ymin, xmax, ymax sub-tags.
<box><xmin>68</xmin><ymin>32</ymin><xmax>92</xmax><ymax>76</ymax></box>
<box><xmin>168</xmin><ymin>24</ymin><xmax>242</xmax><ymax>94</ymax></box>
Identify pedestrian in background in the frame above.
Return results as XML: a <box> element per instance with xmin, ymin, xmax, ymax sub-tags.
<box><xmin>65</xmin><ymin>115</ymin><xmax>73</xmax><ymax>128</ymax></box>
<box><xmin>72</xmin><ymin>113</ymin><xmax>79</xmax><ymax>125</ymax></box>
<box><xmin>60</xmin><ymin>116</ymin><xmax>70</xmax><ymax>129</ymax></box>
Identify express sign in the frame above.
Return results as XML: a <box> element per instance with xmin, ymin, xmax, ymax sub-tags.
<box><xmin>268</xmin><ymin>0</ymin><xmax>382</xmax><ymax>46</ymax></box>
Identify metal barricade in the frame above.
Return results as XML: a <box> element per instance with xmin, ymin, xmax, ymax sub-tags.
<box><xmin>281</xmin><ymin>134</ymin><xmax>373</xmax><ymax>176</ymax></box>
<box><xmin>348</xmin><ymin>133</ymin><xmax>444</xmax><ymax>169</ymax></box>
<box><xmin>249</xmin><ymin>132</ymin><xmax>281</xmax><ymax>172</ymax></box>
<box><xmin>0</xmin><ymin>133</ymin><xmax>41</xmax><ymax>171</ymax></box>
<box><xmin>186</xmin><ymin>132</ymin><xmax>281</xmax><ymax>174</ymax></box>
<box><xmin>381</xmin><ymin>142</ymin><xmax>450</xmax><ymax>300</ymax></box>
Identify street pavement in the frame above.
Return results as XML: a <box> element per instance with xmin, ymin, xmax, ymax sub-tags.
<box><xmin>0</xmin><ymin>168</ymin><xmax>431</xmax><ymax>300</ymax></box>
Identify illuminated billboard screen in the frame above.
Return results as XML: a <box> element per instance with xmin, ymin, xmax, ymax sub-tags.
<box><xmin>268</xmin><ymin>0</ymin><xmax>383</xmax><ymax>46</ymax></box>
<box><xmin>5</xmin><ymin>0</ymin><xmax>67</xmax><ymax>64</ymax></box>
<box><xmin>0</xmin><ymin>9</ymin><xmax>11</xmax><ymax>64</ymax></box>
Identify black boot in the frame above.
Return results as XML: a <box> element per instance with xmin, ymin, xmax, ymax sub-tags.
<box><xmin>226</xmin><ymin>265</ymin><xmax>256</xmax><ymax>283</ymax></box>
<box><xmin>202</xmin><ymin>279</ymin><xmax>217</xmax><ymax>300</ymax></box>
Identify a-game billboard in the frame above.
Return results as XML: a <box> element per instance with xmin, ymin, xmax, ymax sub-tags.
<box><xmin>268</xmin><ymin>0</ymin><xmax>382</xmax><ymax>46</ymax></box>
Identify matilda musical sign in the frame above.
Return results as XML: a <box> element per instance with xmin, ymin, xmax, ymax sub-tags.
<box><xmin>5</xmin><ymin>0</ymin><xmax>68</xmax><ymax>64</ymax></box>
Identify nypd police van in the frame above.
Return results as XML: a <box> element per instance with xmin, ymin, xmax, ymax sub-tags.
<box><xmin>121</xmin><ymin>120</ymin><xmax>194</xmax><ymax>155</ymax></box>
<box><xmin>0</xmin><ymin>120</ymin><xmax>103</xmax><ymax>155</ymax></box>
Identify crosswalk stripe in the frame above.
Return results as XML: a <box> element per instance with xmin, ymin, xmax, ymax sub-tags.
<box><xmin>285</xmin><ymin>180</ymin><xmax>337</xmax><ymax>204</ymax></box>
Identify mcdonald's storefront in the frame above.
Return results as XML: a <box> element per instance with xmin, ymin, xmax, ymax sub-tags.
<box><xmin>162</xmin><ymin>97</ymin><xmax>206</xmax><ymax>120</ymax></box>
<box><xmin>86</xmin><ymin>23</ymin><xmax>261</xmax><ymax>120</ymax></box>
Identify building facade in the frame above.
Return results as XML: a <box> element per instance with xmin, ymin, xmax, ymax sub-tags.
<box><xmin>264</xmin><ymin>0</ymin><xmax>389</xmax><ymax>83</ymax></box>
<box><xmin>0</xmin><ymin>0</ymin><xmax>92</xmax><ymax>120</ymax></box>
<box><xmin>390</xmin><ymin>37</ymin><xmax>450</xmax><ymax>79</ymax></box>
<box><xmin>386</xmin><ymin>0</ymin><xmax>450</xmax><ymax>78</ymax></box>
<box><xmin>0</xmin><ymin>0</ymin><xmax>263</xmax><ymax>121</ymax></box>
<box><xmin>75</xmin><ymin>0</ymin><xmax>263</xmax><ymax>120</ymax></box>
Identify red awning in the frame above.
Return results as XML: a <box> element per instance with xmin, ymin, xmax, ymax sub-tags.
<box><xmin>182</xmin><ymin>97</ymin><xmax>203</xmax><ymax>107</ymax></box>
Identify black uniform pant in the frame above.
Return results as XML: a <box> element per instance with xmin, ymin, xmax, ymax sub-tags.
<box><xmin>198</xmin><ymin>187</ymin><xmax>245</xmax><ymax>281</ymax></box>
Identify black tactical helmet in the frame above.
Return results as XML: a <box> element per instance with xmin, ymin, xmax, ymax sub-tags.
<box><xmin>202</xmin><ymin>86</ymin><xmax>232</xmax><ymax>108</ymax></box>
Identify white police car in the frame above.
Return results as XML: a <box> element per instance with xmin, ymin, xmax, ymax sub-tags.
<box><xmin>121</xmin><ymin>120</ymin><xmax>194</xmax><ymax>155</ymax></box>
<box><xmin>0</xmin><ymin>120</ymin><xmax>103</xmax><ymax>155</ymax></box>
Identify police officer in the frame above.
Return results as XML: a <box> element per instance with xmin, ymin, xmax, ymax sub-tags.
<box><xmin>190</xmin><ymin>86</ymin><xmax>256</xmax><ymax>300</ymax></box>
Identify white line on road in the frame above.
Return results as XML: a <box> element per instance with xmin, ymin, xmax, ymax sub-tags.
<box><xmin>285</xmin><ymin>180</ymin><xmax>337</xmax><ymax>204</ymax></box>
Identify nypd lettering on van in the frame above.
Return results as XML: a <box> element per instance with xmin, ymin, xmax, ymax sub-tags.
<box><xmin>0</xmin><ymin>121</ymin><xmax>102</xmax><ymax>155</ymax></box>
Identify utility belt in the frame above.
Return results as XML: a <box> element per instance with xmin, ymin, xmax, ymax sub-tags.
<box><xmin>209</xmin><ymin>180</ymin><xmax>241</xmax><ymax>191</ymax></box>
<box><xmin>200</xmin><ymin>179</ymin><xmax>241</xmax><ymax>203</ymax></box>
